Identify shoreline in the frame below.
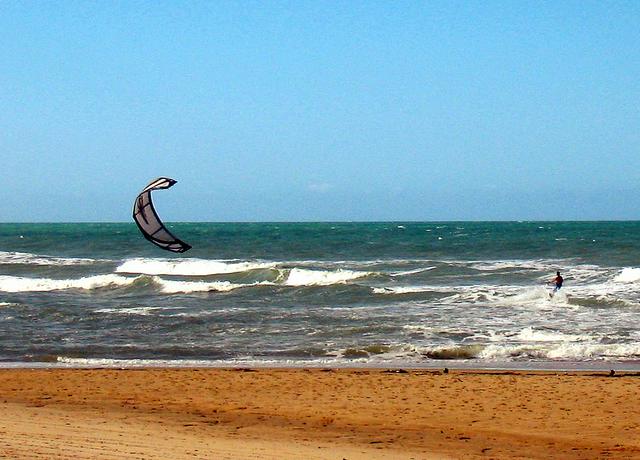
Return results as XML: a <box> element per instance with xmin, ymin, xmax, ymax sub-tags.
<box><xmin>1</xmin><ymin>367</ymin><xmax>639</xmax><ymax>459</ymax></box>
<box><xmin>3</xmin><ymin>359</ymin><xmax>640</xmax><ymax>372</ymax></box>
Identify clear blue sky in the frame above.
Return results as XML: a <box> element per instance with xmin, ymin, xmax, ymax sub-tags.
<box><xmin>1</xmin><ymin>1</ymin><xmax>639</xmax><ymax>221</ymax></box>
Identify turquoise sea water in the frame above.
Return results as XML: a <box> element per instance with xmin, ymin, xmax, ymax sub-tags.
<box><xmin>1</xmin><ymin>222</ymin><xmax>640</xmax><ymax>368</ymax></box>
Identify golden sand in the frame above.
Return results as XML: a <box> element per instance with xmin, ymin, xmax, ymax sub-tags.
<box><xmin>0</xmin><ymin>368</ymin><xmax>638</xmax><ymax>459</ymax></box>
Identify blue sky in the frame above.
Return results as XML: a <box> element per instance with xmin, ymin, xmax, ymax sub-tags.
<box><xmin>1</xmin><ymin>1</ymin><xmax>639</xmax><ymax>221</ymax></box>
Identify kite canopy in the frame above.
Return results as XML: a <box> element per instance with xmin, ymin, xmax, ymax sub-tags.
<box><xmin>132</xmin><ymin>177</ymin><xmax>192</xmax><ymax>253</ymax></box>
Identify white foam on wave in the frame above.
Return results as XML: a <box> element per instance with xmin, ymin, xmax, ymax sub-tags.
<box><xmin>373</xmin><ymin>283</ymin><xmax>578</xmax><ymax>310</ymax></box>
<box><xmin>53</xmin><ymin>357</ymin><xmax>349</xmax><ymax>368</ymax></box>
<box><xmin>154</xmin><ymin>278</ymin><xmax>254</xmax><ymax>294</ymax></box>
<box><xmin>478</xmin><ymin>342</ymin><xmax>640</xmax><ymax>360</ymax></box>
<box><xmin>468</xmin><ymin>258</ymin><xmax>571</xmax><ymax>272</ymax></box>
<box><xmin>402</xmin><ymin>325</ymin><xmax>477</xmax><ymax>338</ymax></box>
<box><xmin>373</xmin><ymin>284</ymin><xmax>519</xmax><ymax>302</ymax></box>
<box><xmin>439</xmin><ymin>285</ymin><xmax>525</xmax><ymax>304</ymax></box>
<box><xmin>516</xmin><ymin>326</ymin><xmax>588</xmax><ymax>343</ymax></box>
<box><xmin>56</xmin><ymin>357</ymin><xmax>219</xmax><ymax>367</ymax></box>
<box><xmin>0</xmin><ymin>251</ymin><xmax>98</xmax><ymax>266</ymax></box>
<box><xmin>95</xmin><ymin>306</ymin><xmax>165</xmax><ymax>316</ymax></box>
<box><xmin>284</xmin><ymin>268</ymin><xmax>371</xmax><ymax>286</ymax></box>
<box><xmin>454</xmin><ymin>259</ymin><xmax>609</xmax><ymax>282</ymax></box>
<box><xmin>390</xmin><ymin>266</ymin><xmax>437</xmax><ymax>277</ymax></box>
<box><xmin>373</xmin><ymin>285</ymin><xmax>440</xmax><ymax>295</ymax></box>
<box><xmin>414</xmin><ymin>339</ymin><xmax>639</xmax><ymax>361</ymax></box>
<box><xmin>568</xmin><ymin>276</ymin><xmax>640</xmax><ymax>310</ymax></box>
<box><xmin>545</xmin><ymin>342</ymin><xmax>640</xmax><ymax>359</ymax></box>
<box><xmin>498</xmin><ymin>286</ymin><xmax>560</xmax><ymax>304</ymax></box>
<box><xmin>116</xmin><ymin>258</ymin><xmax>277</xmax><ymax>276</ymax></box>
<box><xmin>371</xmin><ymin>285</ymin><xmax>473</xmax><ymax>297</ymax></box>
<box><xmin>48</xmin><ymin>340</ymin><xmax>640</xmax><ymax>367</ymax></box>
<box><xmin>0</xmin><ymin>274</ymin><xmax>136</xmax><ymax>293</ymax></box>
<box><xmin>614</xmin><ymin>268</ymin><xmax>640</xmax><ymax>283</ymax></box>
<box><xmin>442</xmin><ymin>258</ymin><xmax>614</xmax><ymax>294</ymax></box>
<box><xmin>552</xmin><ymin>265</ymin><xmax>608</xmax><ymax>284</ymax></box>
<box><xmin>0</xmin><ymin>271</ymin><xmax>359</xmax><ymax>294</ymax></box>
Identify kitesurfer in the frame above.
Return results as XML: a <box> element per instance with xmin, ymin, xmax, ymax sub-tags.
<box><xmin>550</xmin><ymin>271</ymin><xmax>563</xmax><ymax>294</ymax></box>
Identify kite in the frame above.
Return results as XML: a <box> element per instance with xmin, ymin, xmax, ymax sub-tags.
<box><xmin>132</xmin><ymin>177</ymin><xmax>192</xmax><ymax>253</ymax></box>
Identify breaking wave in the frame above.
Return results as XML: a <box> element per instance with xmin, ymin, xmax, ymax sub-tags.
<box><xmin>373</xmin><ymin>285</ymin><xmax>441</xmax><ymax>295</ymax></box>
<box><xmin>154</xmin><ymin>278</ymin><xmax>257</xmax><ymax>294</ymax></box>
<box><xmin>477</xmin><ymin>342</ymin><xmax>640</xmax><ymax>361</ymax></box>
<box><xmin>614</xmin><ymin>267</ymin><xmax>640</xmax><ymax>283</ymax></box>
<box><xmin>94</xmin><ymin>306</ymin><xmax>166</xmax><ymax>316</ymax></box>
<box><xmin>0</xmin><ymin>268</ymin><xmax>373</xmax><ymax>294</ymax></box>
<box><xmin>283</xmin><ymin>268</ymin><xmax>372</xmax><ymax>286</ymax></box>
<box><xmin>0</xmin><ymin>274</ymin><xmax>261</xmax><ymax>294</ymax></box>
<box><xmin>0</xmin><ymin>274</ymin><xmax>137</xmax><ymax>292</ymax></box>
<box><xmin>116</xmin><ymin>258</ymin><xmax>276</xmax><ymax>276</ymax></box>
<box><xmin>0</xmin><ymin>251</ymin><xmax>99</xmax><ymax>266</ymax></box>
<box><xmin>390</xmin><ymin>266</ymin><xmax>437</xmax><ymax>276</ymax></box>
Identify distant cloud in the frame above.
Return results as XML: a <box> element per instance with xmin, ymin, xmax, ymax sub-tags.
<box><xmin>307</xmin><ymin>182</ymin><xmax>333</xmax><ymax>193</ymax></box>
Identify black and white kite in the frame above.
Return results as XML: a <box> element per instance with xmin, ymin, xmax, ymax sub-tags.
<box><xmin>132</xmin><ymin>177</ymin><xmax>192</xmax><ymax>253</ymax></box>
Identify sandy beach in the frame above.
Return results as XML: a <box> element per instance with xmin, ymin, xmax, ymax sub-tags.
<box><xmin>0</xmin><ymin>368</ymin><xmax>637</xmax><ymax>459</ymax></box>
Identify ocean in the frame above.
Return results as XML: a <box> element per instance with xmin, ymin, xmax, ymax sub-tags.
<box><xmin>1</xmin><ymin>222</ymin><xmax>639</xmax><ymax>369</ymax></box>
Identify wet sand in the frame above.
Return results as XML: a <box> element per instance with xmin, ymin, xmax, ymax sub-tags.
<box><xmin>0</xmin><ymin>368</ymin><xmax>638</xmax><ymax>459</ymax></box>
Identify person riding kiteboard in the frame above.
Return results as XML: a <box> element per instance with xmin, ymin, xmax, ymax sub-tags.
<box><xmin>548</xmin><ymin>271</ymin><xmax>563</xmax><ymax>297</ymax></box>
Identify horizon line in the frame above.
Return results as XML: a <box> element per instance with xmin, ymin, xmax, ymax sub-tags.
<box><xmin>1</xmin><ymin>219</ymin><xmax>639</xmax><ymax>225</ymax></box>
